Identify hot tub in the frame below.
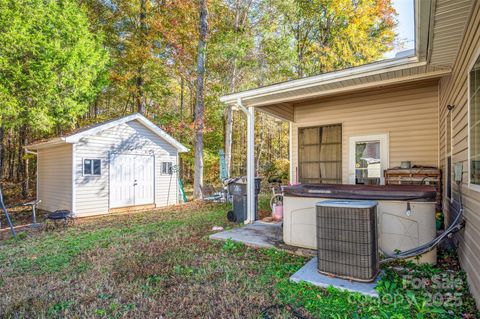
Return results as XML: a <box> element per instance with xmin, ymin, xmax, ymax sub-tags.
<box><xmin>283</xmin><ymin>184</ymin><xmax>437</xmax><ymax>264</ymax></box>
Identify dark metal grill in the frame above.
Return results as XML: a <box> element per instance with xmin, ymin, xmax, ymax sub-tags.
<box><xmin>316</xmin><ymin>200</ymin><xmax>379</xmax><ymax>282</ymax></box>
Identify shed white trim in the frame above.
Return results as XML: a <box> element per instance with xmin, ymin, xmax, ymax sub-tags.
<box><xmin>72</xmin><ymin>143</ymin><xmax>76</xmax><ymax>215</ymax></box>
<box><xmin>26</xmin><ymin>113</ymin><xmax>188</xmax><ymax>153</ymax></box>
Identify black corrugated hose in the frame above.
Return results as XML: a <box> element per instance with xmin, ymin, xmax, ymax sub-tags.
<box><xmin>380</xmin><ymin>180</ymin><xmax>465</xmax><ymax>263</ymax></box>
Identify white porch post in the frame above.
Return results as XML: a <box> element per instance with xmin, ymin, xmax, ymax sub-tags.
<box><xmin>289</xmin><ymin>122</ymin><xmax>294</xmax><ymax>184</ymax></box>
<box><xmin>246</xmin><ymin>106</ymin><xmax>255</xmax><ymax>223</ymax></box>
<box><xmin>236</xmin><ymin>98</ymin><xmax>255</xmax><ymax>224</ymax></box>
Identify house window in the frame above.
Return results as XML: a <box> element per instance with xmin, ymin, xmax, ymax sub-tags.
<box><xmin>83</xmin><ymin>159</ymin><xmax>101</xmax><ymax>176</ymax></box>
<box><xmin>298</xmin><ymin>124</ymin><xmax>342</xmax><ymax>184</ymax></box>
<box><xmin>162</xmin><ymin>162</ymin><xmax>173</xmax><ymax>175</ymax></box>
<box><xmin>354</xmin><ymin>140</ymin><xmax>381</xmax><ymax>185</ymax></box>
<box><xmin>446</xmin><ymin>112</ymin><xmax>452</xmax><ymax>199</ymax></box>
<box><xmin>469</xmin><ymin>54</ymin><xmax>480</xmax><ymax>185</ymax></box>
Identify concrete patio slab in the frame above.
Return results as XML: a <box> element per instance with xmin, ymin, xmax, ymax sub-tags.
<box><xmin>209</xmin><ymin>221</ymin><xmax>282</xmax><ymax>248</ymax></box>
<box><xmin>290</xmin><ymin>257</ymin><xmax>381</xmax><ymax>297</ymax></box>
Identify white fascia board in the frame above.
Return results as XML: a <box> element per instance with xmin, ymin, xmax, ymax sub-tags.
<box><xmin>25</xmin><ymin>137</ymin><xmax>66</xmax><ymax>150</ymax></box>
<box><xmin>246</xmin><ymin>67</ymin><xmax>451</xmax><ymax>108</ymax></box>
<box><xmin>220</xmin><ymin>57</ymin><xmax>420</xmax><ymax>105</ymax></box>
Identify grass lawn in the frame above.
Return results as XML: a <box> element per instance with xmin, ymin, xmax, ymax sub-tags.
<box><xmin>0</xmin><ymin>200</ymin><xmax>479</xmax><ymax>318</ymax></box>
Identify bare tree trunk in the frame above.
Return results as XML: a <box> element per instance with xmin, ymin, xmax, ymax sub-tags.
<box><xmin>224</xmin><ymin>44</ymin><xmax>237</xmax><ymax>178</ymax></box>
<box><xmin>296</xmin><ymin>27</ymin><xmax>304</xmax><ymax>78</ymax></box>
<box><xmin>136</xmin><ymin>0</ymin><xmax>147</xmax><ymax>114</ymax></box>
<box><xmin>255</xmin><ymin>115</ymin><xmax>265</xmax><ymax>174</ymax></box>
<box><xmin>18</xmin><ymin>125</ymin><xmax>28</xmax><ymax>198</ymax></box>
<box><xmin>189</xmin><ymin>81</ymin><xmax>195</xmax><ymax>121</ymax></box>
<box><xmin>224</xmin><ymin>1</ymin><xmax>246</xmax><ymax>178</ymax></box>
<box><xmin>94</xmin><ymin>100</ymin><xmax>98</xmax><ymax>119</ymax></box>
<box><xmin>193</xmin><ymin>0</ymin><xmax>208</xmax><ymax>199</ymax></box>
<box><xmin>180</xmin><ymin>77</ymin><xmax>185</xmax><ymax>118</ymax></box>
<box><xmin>0</xmin><ymin>126</ymin><xmax>4</xmax><ymax>180</ymax></box>
<box><xmin>224</xmin><ymin>105</ymin><xmax>234</xmax><ymax>177</ymax></box>
<box><xmin>8</xmin><ymin>130</ymin><xmax>14</xmax><ymax>181</ymax></box>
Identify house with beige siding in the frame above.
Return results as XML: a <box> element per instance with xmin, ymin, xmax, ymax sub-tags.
<box><xmin>26</xmin><ymin>113</ymin><xmax>188</xmax><ymax>217</ymax></box>
<box><xmin>220</xmin><ymin>0</ymin><xmax>480</xmax><ymax>307</ymax></box>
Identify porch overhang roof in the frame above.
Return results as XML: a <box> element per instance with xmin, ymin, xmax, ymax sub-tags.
<box><xmin>220</xmin><ymin>59</ymin><xmax>451</xmax><ymax>122</ymax></box>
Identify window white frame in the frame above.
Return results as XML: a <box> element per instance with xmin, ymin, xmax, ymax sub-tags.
<box><xmin>445</xmin><ymin>112</ymin><xmax>453</xmax><ymax>201</ymax></box>
<box><xmin>348</xmin><ymin>133</ymin><xmax>389</xmax><ymax>185</ymax></box>
<box><xmin>161</xmin><ymin>161</ymin><xmax>173</xmax><ymax>175</ymax></box>
<box><xmin>83</xmin><ymin>158</ymin><xmax>102</xmax><ymax>176</ymax></box>
<box><xmin>467</xmin><ymin>47</ymin><xmax>480</xmax><ymax>192</ymax></box>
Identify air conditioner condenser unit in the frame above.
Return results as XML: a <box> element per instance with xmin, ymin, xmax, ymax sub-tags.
<box><xmin>316</xmin><ymin>200</ymin><xmax>379</xmax><ymax>282</ymax></box>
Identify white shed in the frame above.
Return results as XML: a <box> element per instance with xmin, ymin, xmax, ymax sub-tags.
<box><xmin>26</xmin><ymin>113</ymin><xmax>188</xmax><ymax>217</ymax></box>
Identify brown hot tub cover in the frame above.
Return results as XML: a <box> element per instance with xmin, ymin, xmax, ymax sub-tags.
<box><xmin>283</xmin><ymin>184</ymin><xmax>436</xmax><ymax>201</ymax></box>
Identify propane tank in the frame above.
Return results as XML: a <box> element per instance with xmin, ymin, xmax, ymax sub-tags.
<box><xmin>274</xmin><ymin>202</ymin><xmax>283</xmax><ymax>221</ymax></box>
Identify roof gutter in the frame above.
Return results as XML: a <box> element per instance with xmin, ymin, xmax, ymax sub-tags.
<box><xmin>425</xmin><ymin>0</ymin><xmax>437</xmax><ymax>64</ymax></box>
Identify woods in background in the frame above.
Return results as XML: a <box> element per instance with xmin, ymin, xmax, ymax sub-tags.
<box><xmin>0</xmin><ymin>0</ymin><xmax>108</xmax><ymax>198</ymax></box>
<box><xmin>0</xmin><ymin>0</ymin><xmax>398</xmax><ymax>199</ymax></box>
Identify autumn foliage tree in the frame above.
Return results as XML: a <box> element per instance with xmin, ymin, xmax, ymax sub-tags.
<box><xmin>220</xmin><ymin>0</ymin><xmax>397</xmax><ymax>177</ymax></box>
<box><xmin>285</xmin><ymin>0</ymin><xmax>395</xmax><ymax>77</ymax></box>
<box><xmin>0</xmin><ymin>0</ymin><xmax>398</xmax><ymax>199</ymax></box>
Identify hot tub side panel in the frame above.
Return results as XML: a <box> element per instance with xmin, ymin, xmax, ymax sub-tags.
<box><xmin>283</xmin><ymin>196</ymin><xmax>326</xmax><ymax>249</ymax></box>
<box><xmin>283</xmin><ymin>196</ymin><xmax>436</xmax><ymax>264</ymax></box>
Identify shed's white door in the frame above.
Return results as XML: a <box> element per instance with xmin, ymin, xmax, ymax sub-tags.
<box><xmin>133</xmin><ymin>155</ymin><xmax>154</xmax><ymax>205</ymax></box>
<box><xmin>109</xmin><ymin>154</ymin><xmax>154</xmax><ymax>208</ymax></box>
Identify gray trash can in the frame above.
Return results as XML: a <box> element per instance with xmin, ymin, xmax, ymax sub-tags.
<box><xmin>227</xmin><ymin>177</ymin><xmax>261</xmax><ymax>223</ymax></box>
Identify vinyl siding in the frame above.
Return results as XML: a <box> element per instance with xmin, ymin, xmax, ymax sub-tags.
<box><xmin>438</xmin><ymin>0</ymin><xmax>480</xmax><ymax>305</ymax></box>
<box><xmin>37</xmin><ymin>144</ymin><xmax>72</xmax><ymax>212</ymax></box>
<box><xmin>429</xmin><ymin>0</ymin><xmax>473</xmax><ymax>67</ymax></box>
<box><xmin>290</xmin><ymin>81</ymin><xmax>439</xmax><ymax>184</ymax></box>
<box><xmin>74</xmin><ymin>119</ymin><xmax>178</xmax><ymax>216</ymax></box>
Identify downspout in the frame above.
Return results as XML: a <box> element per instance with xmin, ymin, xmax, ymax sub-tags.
<box><xmin>236</xmin><ymin>98</ymin><xmax>255</xmax><ymax>224</ymax></box>
<box><xmin>289</xmin><ymin>122</ymin><xmax>294</xmax><ymax>184</ymax></box>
